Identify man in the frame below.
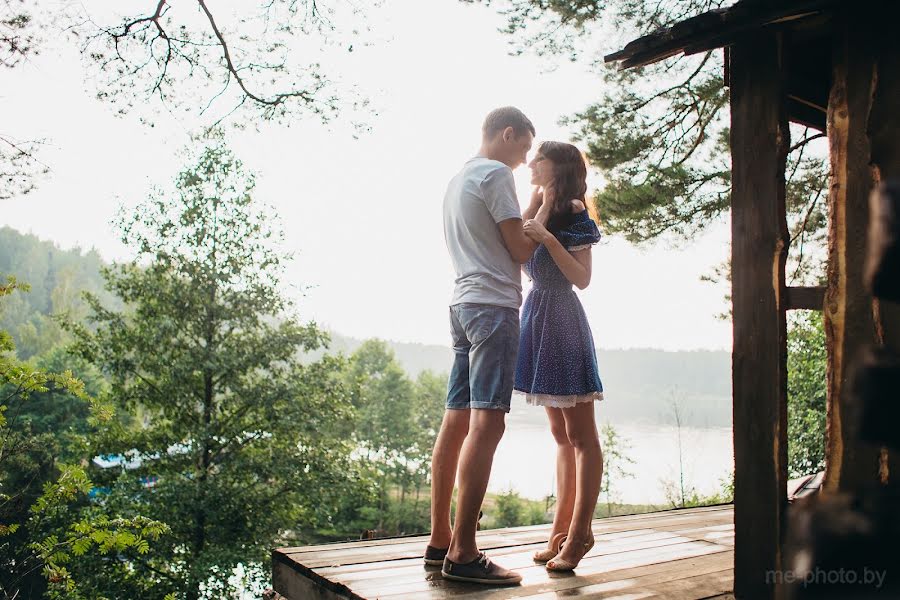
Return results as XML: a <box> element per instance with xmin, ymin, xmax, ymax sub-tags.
<box><xmin>426</xmin><ymin>107</ymin><xmax>544</xmax><ymax>585</ymax></box>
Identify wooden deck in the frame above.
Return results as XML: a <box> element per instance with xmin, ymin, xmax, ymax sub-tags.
<box><xmin>272</xmin><ymin>504</ymin><xmax>735</xmax><ymax>599</ymax></box>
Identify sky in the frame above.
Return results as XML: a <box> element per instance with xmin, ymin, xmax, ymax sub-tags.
<box><xmin>1</xmin><ymin>0</ymin><xmax>733</xmax><ymax>351</ymax></box>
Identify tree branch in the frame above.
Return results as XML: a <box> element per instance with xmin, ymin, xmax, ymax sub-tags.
<box><xmin>196</xmin><ymin>0</ymin><xmax>313</xmax><ymax>109</ymax></box>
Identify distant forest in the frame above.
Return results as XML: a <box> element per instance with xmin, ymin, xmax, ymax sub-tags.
<box><xmin>1</xmin><ymin>225</ymin><xmax>733</xmax><ymax>428</ymax></box>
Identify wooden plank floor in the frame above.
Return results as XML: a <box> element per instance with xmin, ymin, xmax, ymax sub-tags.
<box><xmin>273</xmin><ymin>504</ymin><xmax>735</xmax><ymax>600</ymax></box>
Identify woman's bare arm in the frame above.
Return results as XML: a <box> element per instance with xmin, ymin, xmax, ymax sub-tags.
<box><xmin>542</xmin><ymin>237</ymin><xmax>592</xmax><ymax>290</ymax></box>
<box><xmin>523</xmin><ymin>200</ymin><xmax>593</xmax><ymax>289</ymax></box>
<box><xmin>522</xmin><ymin>186</ymin><xmax>543</xmax><ymax>221</ymax></box>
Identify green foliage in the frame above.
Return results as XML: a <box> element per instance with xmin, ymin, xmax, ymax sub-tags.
<box><xmin>339</xmin><ymin>341</ymin><xmax>445</xmax><ymax>536</ymax></box>
<box><xmin>486</xmin><ymin>488</ymin><xmax>548</xmax><ymax>529</ymax></box>
<box><xmin>719</xmin><ymin>471</ymin><xmax>734</xmax><ymax>502</ymax></box>
<box><xmin>493</xmin><ymin>488</ymin><xmax>526</xmax><ymax>528</ymax></box>
<box><xmin>600</xmin><ymin>423</ymin><xmax>636</xmax><ymax>516</ymax></box>
<box><xmin>787</xmin><ymin>312</ymin><xmax>827</xmax><ymax>478</ymax></box>
<box><xmin>0</xmin><ymin>227</ymin><xmax>112</xmax><ymax>359</ymax></box>
<box><xmin>348</xmin><ymin>340</ymin><xmax>417</xmax><ymax>462</ymax></box>
<box><xmin>1</xmin><ymin>277</ymin><xmax>166</xmax><ymax>600</ymax></box>
<box><xmin>573</xmin><ymin>62</ymin><xmax>731</xmax><ymax>243</ymax></box>
<box><xmin>0</xmin><ymin>223</ymin><xmax>452</xmax><ymax>563</ymax></box>
<box><xmin>524</xmin><ymin>501</ymin><xmax>548</xmax><ymax>526</ymax></box>
<box><xmin>29</xmin><ymin>475</ymin><xmax>169</xmax><ymax>600</ymax></box>
<box><xmin>663</xmin><ymin>471</ymin><xmax>734</xmax><ymax>509</ymax></box>
<box><xmin>65</xmin><ymin>133</ymin><xmax>363</xmax><ymax>599</ymax></box>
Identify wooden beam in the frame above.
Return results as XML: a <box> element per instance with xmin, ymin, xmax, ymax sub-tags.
<box><xmin>273</xmin><ymin>550</ymin><xmax>362</xmax><ymax>600</ymax></box>
<box><xmin>729</xmin><ymin>30</ymin><xmax>790</xmax><ymax>600</ymax></box>
<box><xmin>821</xmin><ymin>10</ymin><xmax>885</xmax><ymax>494</ymax></box>
<box><xmin>786</xmin><ymin>96</ymin><xmax>826</xmax><ymax>131</ymax></box>
<box><xmin>785</xmin><ymin>286</ymin><xmax>825</xmax><ymax>310</ymax></box>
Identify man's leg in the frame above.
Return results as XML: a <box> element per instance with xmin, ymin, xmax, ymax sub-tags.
<box><xmin>428</xmin><ymin>408</ymin><xmax>470</xmax><ymax>549</ymax></box>
<box><xmin>429</xmin><ymin>306</ymin><xmax>473</xmax><ymax>550</ymax></box>
<box><xmin>446</xmin><ymin>408</ymin><xmax>506</xmax><ymax>563</ymax></box>
<box><xmin>446</xmin><ymin>305</ymin><xmax>518</xmax><ymax>566</ymax></box>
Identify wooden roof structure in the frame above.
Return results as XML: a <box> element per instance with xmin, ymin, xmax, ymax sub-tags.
<box><xmin>605</xmin><ymin>1</ymin><xmax>900</xmax><ymax>598</ymax></box>
<box><xmin>605</xmin><ymin>0</ymin><xmax>837</xmax><ymax>130</ymax></box>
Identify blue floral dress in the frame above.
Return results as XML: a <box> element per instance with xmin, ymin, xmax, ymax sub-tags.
<box><xmin>514</xmin><ymin>209</ymin><xmax>604</xmax><ymax>408</ymax></box>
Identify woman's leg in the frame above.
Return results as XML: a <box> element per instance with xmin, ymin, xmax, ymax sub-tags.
<box><xmin>557</xmin><ymin>401</ymin><xmax>603</xmax><ymax>562</ymax></box>
<box><xmin>546</xmin><ymin>407</ymin><xmax>576</xmax><ymax>544</ymax></box>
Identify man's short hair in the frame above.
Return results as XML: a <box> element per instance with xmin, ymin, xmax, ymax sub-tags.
<box><xmin>482</xmin><ymin>106</ymin><xmax>535</xmax><ymax>140</ymax></box>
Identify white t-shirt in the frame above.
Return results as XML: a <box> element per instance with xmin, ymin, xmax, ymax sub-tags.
<box><xmin>443</xmin><ymin>156</ymin><xmax>522</xmax><ymax>309</ymax></box>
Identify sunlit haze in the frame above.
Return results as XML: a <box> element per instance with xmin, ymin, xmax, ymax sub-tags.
<box><xmin>2</xmin><ymin>0</ymin><xmax>733</xmax><ymax>351</ymax></box>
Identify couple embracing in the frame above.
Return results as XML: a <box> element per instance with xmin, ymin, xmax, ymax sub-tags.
<box><xmin>427</xmin><ymin>106</ymin><xmax>605</xmax><ymax>585</ymax></box>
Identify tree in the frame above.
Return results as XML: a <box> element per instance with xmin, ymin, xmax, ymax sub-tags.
<box><xmin>1</xmin><ymin>276</ymin><xmax>167</xmax><ymax>600</ymax></box>
<box><xmin>411</xmin><ymin>370</ymin><xmax>446</xmax><ymax>468</ymax></box>
<box><xmin>3</xmin><ymin>0</ymin><xmax>374</xmax><ymax>200</ymax></box>
<box><xmin>407</xmin><ymin>370</ymin><xmax>447</xmax><ymax>529</ymax></box>
<box><xmin>469</xmin><ymin>0</ymin><xmax>829</xmax><ymax>281</ymax></box>
<box><xmin>599</xmin><ymin>422</ymin><xmax>635</xmax><ymax>516</ymax></box>
<box><xmin>1</xmin><ymin>0</ymin><xmax>49</xmax><ymax>200</ymax></box>
<box><xmin>786</xmin><ymin>311</ymin><xmax>826</xmax><ymax>478</ymax></box>
<box><xmin>339</xmin><ymin>346</ymin><xmax>449</xmax><ymax>536</ymax></box>
<box><xmin>66</xmin><ymin>134</ymin><xmax>359</xmax><ymax>599</ymax></box>
<box><xmin>346</xmin><ymin>340</ymin><xmax>416</xmax><ymax>462</ymax></box>
<box><xmin>1</xmin><ymin>1</ymin><xmax>37</xmax><ymax>69</ymax></box>
<box><xmin>344</xmin><ymin>340</ymin><xmax>418</xmax><ymax>532</ymax></box>
<box><xmin>72</xmin><ymin>1</ymin><xmax>370</xmax><ymax>127</ymax></box>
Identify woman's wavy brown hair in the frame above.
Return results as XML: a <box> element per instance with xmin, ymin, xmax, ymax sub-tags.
<box><xmin>537</xmin><ymin>141</ymin><xmax>597</xmax><ymax>231</ymax></box>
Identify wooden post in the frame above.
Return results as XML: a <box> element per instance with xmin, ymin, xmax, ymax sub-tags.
<box><xmin>730</xmin><ymin>31</ymin><xmax>790</xmax><ymax>600</ymax></box>
<box><xmin>867</xmin><ymin>12</ymin><xmax>900</xmax><ymax>487</ymax></box>
<box><xmin>822</xmin><ymin>13</ymin><xmax>884</xmax><ymax>494</ymax></box>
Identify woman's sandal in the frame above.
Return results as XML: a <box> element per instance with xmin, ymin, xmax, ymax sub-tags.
<box><xmin>533</xmin><ymin>532</ymin><xmax>567</xmax><ymax>563</ymax></box>
<box><xmin>546</xmin><ymin>531</ymin><xmax>594</xmax><ymax>571</ymax></box>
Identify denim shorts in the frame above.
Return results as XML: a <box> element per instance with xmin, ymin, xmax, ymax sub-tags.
<box><xmin>446</xmin><ymin>303</ymin><xmax>520</xmax><ymax>412</ymax></box>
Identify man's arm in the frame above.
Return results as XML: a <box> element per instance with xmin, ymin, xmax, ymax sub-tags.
<box><xmin>483</xmin><ymin>169</ymin><xmax>544</xmax><ymax>263</ymax></box>
<box><xmin>500</xmin><ymin>198</ymin><xmax>554</xmax><ymax>263</ymax></box>
<box><xmin>498</xmin><ymin>218</ymin><xmax>539</xmax><ymax>264</ymax></box>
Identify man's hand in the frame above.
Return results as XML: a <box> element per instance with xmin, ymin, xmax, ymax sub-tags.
<box><xmin>524</xmin><ymin>219</ymin><xmax>552</xmax><ymax>244</ymax></box>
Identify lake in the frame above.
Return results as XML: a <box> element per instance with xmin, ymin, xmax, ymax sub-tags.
<box><xmin>489</xmin><ymin>399</ymin><xmax>734</xmax><ymax>504</ymax></box>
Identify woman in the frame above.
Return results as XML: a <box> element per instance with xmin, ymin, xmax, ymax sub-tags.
<box><xmin>516</xmin><ymin>141</ymin><xmax>604</xmax><ymax>571</ymax></box>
